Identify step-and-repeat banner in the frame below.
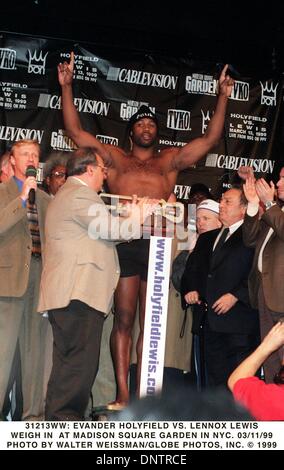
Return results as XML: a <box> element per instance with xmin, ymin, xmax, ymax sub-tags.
<box><xmin>1</xmin><ymin>32</ymin><xmax>283</xmax><ymax>196</ymax></box>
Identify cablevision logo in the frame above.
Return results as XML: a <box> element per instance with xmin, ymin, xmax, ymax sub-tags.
<box><xmin>107</xmin><ymin>67</ymin><xmax>178</xmax><ymax>90</ymax></box>
<box><xmin>0</xmin><ymin>126</ymin><xmax>44</xmax><ymax>143</ymax></box>
<box><xmin>37</xmin><ymin>94</ymin><xmax>110</xmax><ymax>115</ymax></box>
<box><xmin>205</xmin><ymin>153</ymin><xmax>275</xmax><ymax>173</ymax></box>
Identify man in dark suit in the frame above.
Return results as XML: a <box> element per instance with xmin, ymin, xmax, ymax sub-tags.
<box><xmin>242</xmin><ymin>169</ymin><xmax>284</xmax><ymax>383</ymax></box>
<box><xmin>182</xmin><ymin>187</ymin><xmax>259</xmax><ymax>387</ymax></box>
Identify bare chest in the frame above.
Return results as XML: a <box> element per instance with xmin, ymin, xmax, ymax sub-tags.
<box><xmin>119</xmin><ymin>156</ymin><xmax>165</xmax><ymax>176</ymax></box>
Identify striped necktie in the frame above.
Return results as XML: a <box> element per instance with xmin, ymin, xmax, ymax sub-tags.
<box><xmin>27</xmin><ymin>201</ymin><xmax>41</xmax><ymax>257</ymax></box>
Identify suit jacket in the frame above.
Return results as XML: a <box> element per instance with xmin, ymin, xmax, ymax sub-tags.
<box><xmin>181</xmin><ymin>234</ymin><xmax>210</xmax><ymax>333</ymax></box>
<box><xmin>0</xmin><ymin>178</ymin><xmax>50</xmax><ymax>297</ymax></box>
<box><xmin>38</xmin><ymin>177</ymin><xmax>141</xmax><ymax>315</ymax></box>
<box><xmin>242</xmin><ymin>205</ymin><xmax>284</xmax><ymax>313</ymax></box>
<box><xmin>182</xmin><ymin>227</ymin><xmax>258</xmax><ymax>334</ymax></box>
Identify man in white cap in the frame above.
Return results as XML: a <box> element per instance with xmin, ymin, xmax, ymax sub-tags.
<box><xmin>196</xmin><ymin>199</ymin><xmax>222</xmax><ymax>235</ymax></box>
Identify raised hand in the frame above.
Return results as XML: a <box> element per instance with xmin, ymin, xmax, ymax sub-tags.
<box><xmin>261</xmin><ymin>322</ymin><xmax>284</xmax><ymax>357</ymax></box>
<box><xmin>218</xmin><ymin>64</ymin><xmax>234</xmax><ymax>98</ymax></box>
<box><xmin>238</xmin><ymin>165</ymin><xmax>255</xmax><ymax>182</ymax></box>
<box><xmin>243</xmin><ymin>176</ymin><xmax>259</xmax><ymax>205</ymax></box>
<box><xmin>58</xmin><ymin>51</ymin><xmax>75</xmax><ymax>86</ymax></box>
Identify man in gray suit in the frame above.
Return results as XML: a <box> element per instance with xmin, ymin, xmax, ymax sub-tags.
<box><xmin>0</xmin><ymin>139</ymin><xmax>50</xmax><ymax>420</ymax></box>
<box><xmin>38</xmin><ymin>147</ymin><xmax>157</xmax><ymax>420</ymax></box>
<box><xmin>243</xmin><ymin>168</ymin><xmax>284</xmax><ymax>383</ymax></box>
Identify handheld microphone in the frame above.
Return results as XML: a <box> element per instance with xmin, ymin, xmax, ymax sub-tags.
<box><xmin>25</xmin><ymin>165</ymin><xmax>37</xmax><ymax>205</ymax></box>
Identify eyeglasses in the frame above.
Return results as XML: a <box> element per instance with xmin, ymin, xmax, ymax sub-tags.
<box><xmin>51</xmin><ymin>171</ymin><xmax>67</xmax><ymax>179</ymax></box>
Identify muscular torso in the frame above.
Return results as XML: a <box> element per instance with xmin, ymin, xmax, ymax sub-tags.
<box><xmin>105</xmin><ymin>146</ymin><xmax>179</xmax><ymax>200</ymax></box>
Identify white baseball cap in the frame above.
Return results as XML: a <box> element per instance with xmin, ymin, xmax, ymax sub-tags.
<box><xmin>197</xmin><ymin>199</ymin><xmax>219</xmax><ymax>214</ymax></box>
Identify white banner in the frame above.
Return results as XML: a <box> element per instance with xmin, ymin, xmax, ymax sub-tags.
<box><xmin>139</xmin><ymin>236</ymin><xmax>172</xmax><ymax>398</ymax></box>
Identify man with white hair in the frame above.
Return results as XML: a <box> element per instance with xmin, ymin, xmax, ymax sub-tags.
<box><xmin>195</xmin><ymin>199</ymin><xmax>222</xmax><ymax>235</ymax></box>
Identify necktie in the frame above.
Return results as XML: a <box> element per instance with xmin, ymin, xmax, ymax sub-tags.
<box><xmin>27</xmin><ymin>201</ymin><xmax>41</xmax><ymax>257</ymax></box>
<box><xmin>211</xmin><ymin>227</ymin><xmax>229</xmax><ymax>265</ymax></box>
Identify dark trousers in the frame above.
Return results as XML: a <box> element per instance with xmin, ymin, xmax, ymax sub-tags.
<box><xmin>3</xmin><ymin>341</ymin><xmax>23</xmax><ymax>420</ymax></box>
<box><xmin>204</xmin><ymin>318</ymin><xmax>259</xmax><ymax>387</ymax></box>
<box><xmin>45</xmin><ymin>300</ymin><xmax>104</xmax><ymax>421</ymax></box>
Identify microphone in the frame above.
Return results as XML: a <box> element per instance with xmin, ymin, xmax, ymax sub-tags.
<box><xmin>25</xmin><ymin>165</ymin><xmax>37</xmax><ymax>205</ymax></box>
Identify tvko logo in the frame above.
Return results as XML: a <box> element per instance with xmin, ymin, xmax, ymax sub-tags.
<box><xmin>167</xmin><ymin>109</ymin><xmax>190</xmax><ymax>131</ymax></box>
<box><xmin>28</xmin><ymin>50</ymin><xmax>48</xmax><ymax>75</ymax></box>
<box><xmin>260</xmin><ymin>81</ymin><xmax>278</xmax><ymax>106</ymax></box>
<box><xmin>0</xmin><ymin>48</ymin><xmax>16</xmax><ymax>70</ymax></box>
<box><xmin>96</xmin><ymin>135</ymin><xmax>119</xmax><ymax>146</ymax></box>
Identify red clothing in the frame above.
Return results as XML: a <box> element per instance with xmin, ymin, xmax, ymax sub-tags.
<box><xmin>233</xmin><ymin>376</ymin><xmax>284</xmax><ymax>421</ymax></box>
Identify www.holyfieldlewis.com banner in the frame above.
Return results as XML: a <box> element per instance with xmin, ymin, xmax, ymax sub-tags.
<box><xmin>0</xmin><ymin>31</ymin><xmax>283</xmax><ymax>197</ymax></box>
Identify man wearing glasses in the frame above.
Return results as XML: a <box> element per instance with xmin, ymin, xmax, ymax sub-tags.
<box><xmin>38</xmin><ymin>147</ymin><xmax>158</xmax><ymax>420</ymax></box>
<box><xmin>43</xmin><ymin>151</ymin><xmax>69</xmax><ymax>196</ymax></box>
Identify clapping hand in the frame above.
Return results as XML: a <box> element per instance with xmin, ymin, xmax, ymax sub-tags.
<box><xmin>243</xmin><ymin>176</ymin><xmax>259</xmax><ymax>205</ymax></box>
<box><xmin>255</xmin><ymin>178</ymin><xmax>275</xmax><ymax>205</ymax></box>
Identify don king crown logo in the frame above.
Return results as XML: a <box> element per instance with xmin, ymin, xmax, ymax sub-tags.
<box><xmin>27</xmin><ymin>50</ymin><xmax>48</xmax><ymax>75</ymax></box>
